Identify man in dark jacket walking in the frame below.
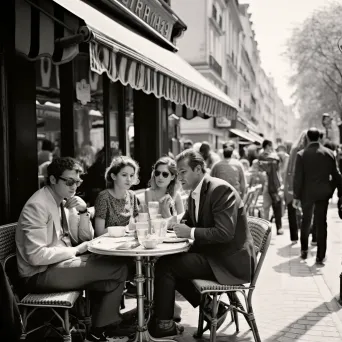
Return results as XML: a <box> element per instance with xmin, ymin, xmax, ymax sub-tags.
<box><xmin>293</xmin><ymin>128</ymin><xmax>342</xmax><ymax>263</ymax></box>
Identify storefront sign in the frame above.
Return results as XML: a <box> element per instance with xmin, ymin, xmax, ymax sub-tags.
<box><xmin>215</xmin><ymin>117</ymin><xmax>232</xmax><ymax>128</ymax></box>
<box><xmin>115</xmin><ymin>0</ymin><xmax>176</xmax><ymax>40</ymax></box>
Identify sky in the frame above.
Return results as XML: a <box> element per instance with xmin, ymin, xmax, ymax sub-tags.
<box><xmin>243</xmin><ymin>0</ymin><xmax>329</xmax><ymax>105</ymax></box>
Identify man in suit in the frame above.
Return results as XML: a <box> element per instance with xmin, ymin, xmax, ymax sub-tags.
<box><xmin>16</xmin><ymin>157</ymin><xmax>131</xmax><ymax>342</ymax></box>
<box><xmin>293</xmin><ymin>128</ymin><xmax>342</xmax><ymax>263</ymax></box>
<box><xmin>151</xmin><ymin>149</ymin><xmax>256</xmax><ymax>338</ymax></box>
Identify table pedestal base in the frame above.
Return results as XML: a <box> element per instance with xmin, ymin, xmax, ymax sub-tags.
<box><xmin>132</xmin><ymin>329</ymin><xmax>176</xmax><ymax>342</ymax></box>
<box><xmin>133</xmin><ymin>256</ymin><xmax>176</xmax><ymax>342</ymax></box>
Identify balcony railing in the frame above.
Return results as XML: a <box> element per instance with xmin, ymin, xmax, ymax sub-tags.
<box><xmin>209</xmin><ymin>55</ymin><xmax>222</xmax><ymax>77</ymax></box>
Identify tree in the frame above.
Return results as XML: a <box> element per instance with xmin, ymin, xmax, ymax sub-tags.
<box><xmin>286</xmin><ymin>2</ymin><xmax>342</xmax><ymax>143</ymax></box>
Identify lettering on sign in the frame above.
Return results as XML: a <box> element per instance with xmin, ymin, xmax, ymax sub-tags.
<box><xmin>215</xmin><ymin>117</ymin><xmax>232</xmax><ymax>128</ymax></box>
<box><xmin>116</xmin><ymin>0</ymin><xmax>175</xmax><ymax>40</ymax></box>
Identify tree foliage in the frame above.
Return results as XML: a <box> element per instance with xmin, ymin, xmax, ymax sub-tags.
<box><xmin>286</xmin><ymin>2</ymin><xmax>342</xmax><ymax>138</ymax></box>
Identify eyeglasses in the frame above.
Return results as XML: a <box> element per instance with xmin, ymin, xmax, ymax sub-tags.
<box><xmin>154</xmin><ymin>170</ymin><xmax>170</xmax><ymax>178</ymax></box>
<box><xmin>59</xmin><ymin>176</ymin><xmax>83</xmax><ymax>187</ymax></box>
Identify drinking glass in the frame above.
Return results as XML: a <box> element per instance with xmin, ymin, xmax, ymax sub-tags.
<box><xmin>148</xmin><ymin>201</ymin><xmax>159</xmax><ymax>217</ymax></box>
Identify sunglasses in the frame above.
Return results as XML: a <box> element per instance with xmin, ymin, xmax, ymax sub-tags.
<box><xmin>59</xmin><ymin>176</ymin><xmax>83</xmax><ymax>187</ymax></box>
<box><xmin>154</xmin><ymin>170</ymin><xmax>170</xmax><ymax>178</ymax></box>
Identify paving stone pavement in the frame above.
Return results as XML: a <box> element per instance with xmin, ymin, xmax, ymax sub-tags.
<box><xmin>123</xmin><ymin>205</ymin><xmax>342</xmax><ymax>342</ymax></box>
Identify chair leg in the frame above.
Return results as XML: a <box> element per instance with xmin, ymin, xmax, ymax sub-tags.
<box><xmin>209</xmin><ymin>293</ymin><xmax>218</xmax><ymax>342</ymax></box>
<box><xmin>84</xmin><ymin>291</ymin><xmax>92</xmax><ymax>333</ymax></box>
<box><xmin>63</xmin><ymin>309</ymin><xmax>72</xmax><ymax>342</ymax></box>
<box><xmin>193</xmin><ymin>294</ymin><xmax>206</xmax><ymax>338</ymax></box>
<box><xmin>20</xmin><ymin>307</ymin><xmax>28</xmax><ymax>340</ymax></box>
<box><xmin>250</xmin><ymin>316</ymin><xmax>261</xmax><ymax>342</ymax></box>
<box><xmin>227</xmin><ymin>292</ymin><xmax>239</xmax><ymax>332</ymax></box>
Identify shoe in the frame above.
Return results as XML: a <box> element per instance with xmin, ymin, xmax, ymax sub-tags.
<box><xmin>316</xmin><ymin>257</ymin><xmax>327</xmax><ymax>265</ymax></box>
<box><xmin>311</xmin><ymin>241</ymin><xmax>317</xmax><ymax>246</ymax></box>
<box><xmin>277</xmin><ymin>228</ymin><xmax>284</xmax><ymax>235</ymax></box>
<box><xmin>85</xmin><ymin>328</ymin><xmax>129</xmax><ymax>342</ymax></box>
<box><xmin>301</xmin><ymin>250</ymin><xmax>308</xmax><ymax>260</ymax></box>
<box><xmin>149</xmin><ymin>321</ymin><xmax>184</xmax><ymax>338</ymax></box>
<box><xmin>291</xmin><ymin>240</ymin><xmax>298</xmax><ymax>245</ymax></box>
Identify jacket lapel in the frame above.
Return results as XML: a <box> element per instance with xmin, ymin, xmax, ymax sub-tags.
<box><xmin>44</xmin><ymin>187</ymin><xmax>61</xmax><ymax>235</ymax></box>
<box><xmin>197</xmin><ymin>176</ymin><xmax>210</xmax><ymax>225</ymax></box>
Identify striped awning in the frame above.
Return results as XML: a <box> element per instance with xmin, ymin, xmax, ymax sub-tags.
<box><xmin>15</xmin><ymin>0</ymin><xmax>80</xmax><ymax>65</ymax></box>
<box><xmin>52</xmin><ymin>0</ymin><xmax>238</xmax><ymax>119</ymax></box>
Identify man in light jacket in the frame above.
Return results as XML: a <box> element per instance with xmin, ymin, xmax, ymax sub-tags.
<box><xmin>16</xmin><ymin>157</ymin><xmax>130</xmax><ymax>342</ymax></box>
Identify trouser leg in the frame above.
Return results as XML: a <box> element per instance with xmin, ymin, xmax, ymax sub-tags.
<box><xmin>28</xmin><ymin>254</ymin><xmax>128</xmax><ymax>327</ymax></box>
<box><xmin>287</xmin><ymin>202</ymin><xmax>299</xmax><ymax>241</ymax></box>
<box><xmin>300</xmin><ymin>202</ymin><xmax>314</xmax><ymax>252</ymax></box>
<box><xmin>314</xmin><ymin>200</ymin><xmax>329</xmax><ymax>260</ymax></box>
<box><xmin>154</xmin><ymin>252</ymin><xmax>215</xmax><ymax>320</ymax></box>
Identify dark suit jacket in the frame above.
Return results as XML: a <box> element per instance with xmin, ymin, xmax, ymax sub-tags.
<box><xmin>293</xmin><ymin>142</ymin><xmax>342</xmax><ymax>202</ymax></box>
<box><xmin>183</xmin><ymin>176</ymin><xmax>256</xmax><ymax>285</ymax></box>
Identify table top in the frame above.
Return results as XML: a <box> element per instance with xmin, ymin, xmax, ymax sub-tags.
<box><xmin>88</xmin><ymin>234</ymin><xmax>190</xmax><ymax>257</ymax></box>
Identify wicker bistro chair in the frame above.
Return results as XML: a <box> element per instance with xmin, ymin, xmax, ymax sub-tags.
<box><xmin>243</xmin><ymin>187</ymin><xmax>257</xmax><ymax>214</ymax></box>
<box><xmin>0</xmin><ymin>223</ymin><xmax>87</xmax><ymax>342</ymax></box>
<box><xmin>192</xmin><ymin>217</ymin><xmax>272</xmax><ymax>342</ymax></box>
<box><xmin>247</xmin><ymin>184</ymin><xmax>263</xmax><ymax>217</ymax></box>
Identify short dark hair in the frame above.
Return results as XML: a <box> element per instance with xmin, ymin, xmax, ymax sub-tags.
<box><xmin>184</xmin><ymin>139</ymin><xmax>193</xmax><ymax>146</ymax></box>
<box><xmin>319</xmin><ymin>131</ymin><xmax>324</xmax><ymax>139</ymax></box>
<box><xmin>42</xmin><ymin>139</ymin><xmax>55</xmax><ymax>152</ymax></box>
<box><xmin>307</xmin><ymin>127</ymin><xmax>320</xmax><ymax>142</ymax></box>
<box><xmin>176</xmin><ymin>149</ymin><xmax>206</xmax><ymax>173</ymax></box>
<box><xmin>47</xmin><ymin>157</ymin><xmax>83</xmax><ymax>185</ymax></box>
<box><xmin>262</xmin><ymin>139</ymin><xmax>272</xmax><ymax>149</ymax></box>
<box><xmin>105</xmin><ymin>156</ymin><xmax>139</xmax><ymax>188</ymax></box>
<box><xmin>223</xmin><ymin>147</ymin><xmax>234</xmax><ymax>159</ymax></box>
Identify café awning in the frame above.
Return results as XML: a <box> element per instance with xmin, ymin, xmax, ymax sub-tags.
<box><xmin>52</xmin><ymin>0</ymin><xmax>238</xmax><ymax>119</ymax></box>
<box><xmin>229</xmin><ymin>128</ymin><xmax>256</xmax><ymax>143</ymax></box>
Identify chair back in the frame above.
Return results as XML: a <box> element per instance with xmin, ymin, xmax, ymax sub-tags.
<box><xmin>244</xmin><ymin>187</ymin><xmax>256</xmax><ymax>211</ymax></box>
<box><xmin>247</xmin><ymin>216</ymin><xmax>272</xmax><ymax>289</ymax></box>
<box><xmin>0</xmin><ymin>223</ymin><xmax>17</xmax><ymax>264</ymax></box>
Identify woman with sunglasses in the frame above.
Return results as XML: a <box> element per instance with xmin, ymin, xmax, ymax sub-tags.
<box><xmin>145</xmin><ymin>156</ymin><xmax>184</xmax><ymax>219</ymax></box>
<box><xmin>94</xmin><ymin>156</ymin><xmax>140</xmax><ymax>237</ymax></box>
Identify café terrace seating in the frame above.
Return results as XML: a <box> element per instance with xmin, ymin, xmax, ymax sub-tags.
<box><xmin>0</xmin><ymin>223</ymin><xmax>90</xmax><ymax>341</ymax></box>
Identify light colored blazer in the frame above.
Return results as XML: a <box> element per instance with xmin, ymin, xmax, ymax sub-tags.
<box><xmin>16</xmin><ymin>187</ymin><xmax>94</xmax><ymax>278</ymax></box>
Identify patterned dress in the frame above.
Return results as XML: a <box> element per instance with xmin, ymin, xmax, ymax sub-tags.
<box><xmin>95</xmin><ymin>189</ymin><xmax>139</xmax><ymax>228</ymax></box>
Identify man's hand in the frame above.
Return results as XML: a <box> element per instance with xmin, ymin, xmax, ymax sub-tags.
<box><xmin>292</xmin><ymin>199</ymin><xmax>301</xmax><ymax>210</ymax></box>
<box><xmin>170</xmin><ymin>223</ymin><xmax>192</xmax><ymax>238</ymax></box>
<box><xmin>65</xmin><ymin>196</ymin><xmax>87</xmax><ymax>212</ymax></box>
<box><xmin>75</xmin><ymin>241</ymin><xmax>89</xmax><ymax>255</ymax></box>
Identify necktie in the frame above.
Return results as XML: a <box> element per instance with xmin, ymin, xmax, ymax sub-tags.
<box><xmin>191</xmin><ymin>192</ymin><xmax>197</xmax><ymax>224</ymax></box>
<box><xmin>60</xmin><ymin>203</ymin><xmax>72</xmax><ymax>247</ymax></box>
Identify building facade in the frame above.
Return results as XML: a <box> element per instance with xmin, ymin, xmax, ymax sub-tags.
<box><xmin>172</xmin><ymin>0</ymin><xmax>293</xmax><ymax>148</ymax></box>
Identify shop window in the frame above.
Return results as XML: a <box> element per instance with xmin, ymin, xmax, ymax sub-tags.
<box><xmin>126</xmin><ymin>86</ymin><xmax>135</xmax><ymax>158</ymax></box>
<box><xmin>109</xmin><ymin>81</ymin><xmax>121</xmax><ymax>160</ymax></box>
<box><xmin>36</xmin><ymin>57</ymin><xmax>61</xmax><ymax>188</ymax></box>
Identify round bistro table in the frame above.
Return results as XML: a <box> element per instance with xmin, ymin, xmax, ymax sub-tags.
<box><xmin>88</xmin><ymin>235</ymin><xmax>190</xmax><ymax>342</ymax></box>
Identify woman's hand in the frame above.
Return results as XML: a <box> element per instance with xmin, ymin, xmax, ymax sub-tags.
<box><xmin>159</xmin><ymin>194</ymin><xmax>174</xmax><ymax>218</ymax></box>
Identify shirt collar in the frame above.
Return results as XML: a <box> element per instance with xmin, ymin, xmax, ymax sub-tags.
<box><xmin>192</xmin><ymin>175</ymin><xmax>206</xmax><ymax>198</ymax></box>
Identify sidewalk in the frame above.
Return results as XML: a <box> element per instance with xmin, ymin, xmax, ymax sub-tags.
<box><xmin>124</xmin><ymin>207</ymin><xmax>342</xmax><ymax>342</ymax></box>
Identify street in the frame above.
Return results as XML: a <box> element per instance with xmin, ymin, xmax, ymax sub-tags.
<box><xmin>124</xmin><ymin>198</ymin><xmax>342</xmax><ymax>342</ymax></box>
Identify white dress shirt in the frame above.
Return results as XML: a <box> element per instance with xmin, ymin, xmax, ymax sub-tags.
<box><xmin>190</xmin><ymin>176</ymin><xmax>206</xmax><ymax>239</ymax></box>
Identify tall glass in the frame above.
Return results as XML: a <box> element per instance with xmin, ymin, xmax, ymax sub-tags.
<box><xmin>148</xmin><ymin>201</ymin><xmax>159</xmax><ymax>218</ymax></box>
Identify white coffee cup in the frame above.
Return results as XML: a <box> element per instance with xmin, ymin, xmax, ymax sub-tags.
<box><xmin>108</xmin><ymin>226</ymin><xmax>126</xmax><ymax>238</ymax></box>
